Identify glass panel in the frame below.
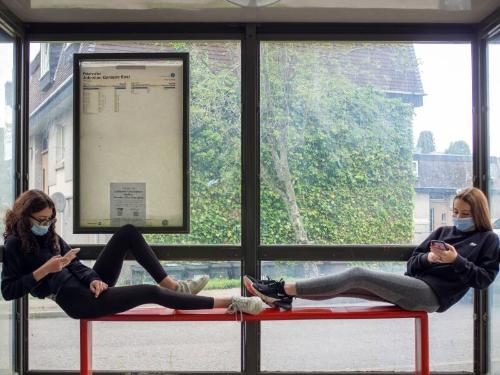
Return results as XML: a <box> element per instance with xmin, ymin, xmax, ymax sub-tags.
<box><xmin>0</xmin><ymin>34</ymin><xmax>15</xmax><ymax>375</ymax></box>
<box><xmin>29</xmin><ymin>260</ymin><xmax>241</xmax><ymax>371</ymax></box>
<box><xmin>28</xmin><ymin>41</ymin><xmax>241</xmax><ymax>245</ymax></box>
<box><xmin>260</xmin><ymin>42</ymin><xmax>472</xmax><ymax>245</ymax></box>
<box><xmin>487</xmin><ymin>34</ymin><xmax>500</xmax><ymax>374</ymax></box>
<box><xmin>260</xmin><ymin>261</ymin><xmax>473</xmax><ymax>372</ymax></box>
<box><xmin>0</xmin><ymin>265</ymin><xmax>15</xmax><ymax>375</ymax></box>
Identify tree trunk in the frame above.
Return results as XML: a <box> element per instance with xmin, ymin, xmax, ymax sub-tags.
<box><xmin>260</xmin><ymin>44</ymin><xmax>310</xmax><ymax>245</ymax></box>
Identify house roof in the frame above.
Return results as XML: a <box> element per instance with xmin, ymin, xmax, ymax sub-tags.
<box><xmin>414</xmin><ymin>153</ymin><xmax>473</xmax><ymax>192</ymax></box>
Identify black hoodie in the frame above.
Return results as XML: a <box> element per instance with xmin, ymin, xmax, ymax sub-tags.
<box><xmin>406</xmin><ymin>226</ymin><xmax>500</xmax><ymax>312</ymax></box>
<box><xmin>1</xmin><ymin>234</ymin><xmax>100</xmax><ymax>300</ymax></box>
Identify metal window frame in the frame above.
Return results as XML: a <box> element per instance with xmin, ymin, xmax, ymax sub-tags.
<box><xmin>0</xmin><ymin>6</ymin><xmax>25</xmax><ymax>375</ymax></box>
<box><xmin>477</xmin><ymin>15</ymin><xmax>500</xmax><ymax>375</ymax></box>
<box><xmin>0</xmin><ymin>14</ymin><xmax>497</xmax><ymax>375</ymax></box>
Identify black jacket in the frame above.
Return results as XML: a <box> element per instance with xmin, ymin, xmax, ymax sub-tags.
<box><xmin>1</xmin><ymin>234</ymin><xmax>100</xmax><ymax>300</ymax></box>
<box><xmin>406</xmin><ymin>226</ymin><xmax>500</xmax><ymax>312</ymax></box>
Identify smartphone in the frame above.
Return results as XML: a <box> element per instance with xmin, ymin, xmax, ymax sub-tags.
<box><xmin>430</xmin><ymin>240</ymin><xmax>448</xmax><ymax>251</ymax></box>
<box><xmin>63</xmin><ymin>248</ymin><xmax>81</xmax><ymax>259</ymax></box>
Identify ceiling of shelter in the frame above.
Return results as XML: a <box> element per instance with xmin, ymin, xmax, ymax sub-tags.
<box><xmin>2</xmin><ymin>0</ymin><xmax>500</xmax><ymax>23</ymax></box>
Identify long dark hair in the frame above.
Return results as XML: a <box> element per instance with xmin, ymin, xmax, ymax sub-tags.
<box><xmin>3</xmin><ymin>189</ymin><xmax>60</xmax><ymax>254</ymax></box>
<box><xmin>454</xmin><ymin>187</ymin><xmax>492</xmax><ymax>232</ymax></box>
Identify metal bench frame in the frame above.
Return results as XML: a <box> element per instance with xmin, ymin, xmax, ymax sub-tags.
<box><xmin>80</xmin><ymin>305</ymin><xmax>429</xmax><ymax>375</ymax></box>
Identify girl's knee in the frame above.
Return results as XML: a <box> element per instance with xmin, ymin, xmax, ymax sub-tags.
<box><xmin>119</xmin><ymin>224</ymin><xmax>138</xmax><ymax>235</ymax></box>
<box><xmin>346</xmin><ymin>267</ymin><xmax>366</xmax><ymax>278</ymax></box>
<box><xmin>115</xmin><ymin>224</ymin><xmax>140</xmax><ymax>242</ymax></box>
<box><xmin>343</xmin><ymin>267</ymin><xmax>374</xmax><ymax>285</ymax></box>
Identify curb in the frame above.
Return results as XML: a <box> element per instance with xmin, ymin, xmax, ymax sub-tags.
<box><xmin>29</xmin><ymin>311</ymin><xmax>68</xmax><ymax>319</ymax></box>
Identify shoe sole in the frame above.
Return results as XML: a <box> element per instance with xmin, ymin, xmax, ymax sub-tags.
<box><xmin>243</xmin><ymin>276</ymin><xmax>280</xmax><ymax>307</ymax></box>
<box><xmin>275</xmin><ymin>299</ymin><xmax>292</xmax><ymax>311</ymax></box>
<box><xmin>243</xmin><ymin>276</ymin><xmax>256</xmax><ymax>296</ymax></box>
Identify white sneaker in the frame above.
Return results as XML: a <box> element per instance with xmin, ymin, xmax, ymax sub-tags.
<box><xmin>176</xmin><ymin>275</ymin><xmax>209</xmax><ymax>295</ymax></box>
<box><xmin>227</xmin><ymin>296</ymin><xmax>265</xmax><ymax>316</ymax></box>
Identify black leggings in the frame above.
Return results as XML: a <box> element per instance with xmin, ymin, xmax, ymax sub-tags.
<box><xmin>56</xmin><ymin>225</ymin><xmax>214</xmax><ymax>319</ymax></box>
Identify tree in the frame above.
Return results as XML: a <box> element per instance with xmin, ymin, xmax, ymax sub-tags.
<box><xmin>445</xmin><ymin>140</ymin><xmax>471</xmax><ymax>155</ymax></box>
<box><xmin>416</xmin><ymin>131</ymin><xmax>435</xmax><ymax>153</ymax></box>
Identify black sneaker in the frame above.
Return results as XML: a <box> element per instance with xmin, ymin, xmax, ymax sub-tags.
<box><xmin>274</xmin><ymin>298</ymin><xmax>293</xmax><ymax>311</ymax></box>
<box><xmin>243</xmin><ymin>275</ymin><xmax>293</xmax><ymax>310</ymax></box>
<box><xmin>244</xmin><ymin>275</ymin><xmax>276</xmax><ymax>287</ymax></box>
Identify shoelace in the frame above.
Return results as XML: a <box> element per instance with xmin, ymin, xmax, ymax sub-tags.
<box><xmin>227</xmin><ymin>300</ymin><xmax>244</xmax><ymax>322</ymax></box>
<box><xmin>177</xmin><ymin>280</ymin><xmax>192</xmax><ymax>294</ymax></box>
<box><xmin>260</xmin><ymin>278</ymin><xmax>286</xmax><ymax>295</ymax></box>
<box><xmin>261</xmin><ymin>276</ymin><xmax>281</xmax><ymax>286</ymax></box>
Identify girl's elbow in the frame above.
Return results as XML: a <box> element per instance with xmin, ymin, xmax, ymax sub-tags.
<box><xmin>1</xmin><ymin>291</ymin><xmax>15</xmax><ymax>301</ymax></box>
<box><xmin>473</xmin><ymin>277</ymin><xmax>495</xmax><ymax>290</ymax></box>
<box><xmin>1</xmin><ymin>286</ymin><xmax>20</xmax><ymax>301</ymax></box>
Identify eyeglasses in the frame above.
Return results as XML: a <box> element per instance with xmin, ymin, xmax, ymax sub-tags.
<box><xmin>30</xmin><ymin>216</ymin><xmax>57</xmax><ymax>226</ymax></box>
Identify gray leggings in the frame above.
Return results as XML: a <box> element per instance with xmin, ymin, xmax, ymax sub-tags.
<box><xmin>295</xmin><ymin>267</ymin><xmax>440</xmax><ymax>312</ymax></box>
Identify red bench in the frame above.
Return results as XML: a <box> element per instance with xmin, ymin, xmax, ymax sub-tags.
<box><xmin>80</xmin><ymin>305</ymin><xmax>429</xmax><ymax>375</ymax></box>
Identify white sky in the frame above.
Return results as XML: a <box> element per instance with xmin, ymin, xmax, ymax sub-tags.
<box><xmin>1</xmin><ymin>42</ymin><xmax>499</xmax><ymax>157</ymax></box>
<box><xmin>413</xmin><ymin>43</ymin><xmax>472</xmax><ymax>153</ymax></box>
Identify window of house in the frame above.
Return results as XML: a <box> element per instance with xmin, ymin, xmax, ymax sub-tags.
<box><xmin>412</xmin><ymin>160</ymin><xmax>419</xmax><ymax>177</ymax></box>
<box><xmin>56</xmin><ymin>124</ymin><xmax>65</xmax><ymax>165</ymax></box>
<box><xmin>40</xmin><ymin>43</ymin><xmax>50</xmax><ymax>78</ymax></box>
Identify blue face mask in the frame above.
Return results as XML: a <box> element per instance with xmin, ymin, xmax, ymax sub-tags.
<box><xmin>31</xmin><ymin>223</ymin><xmax>50</xmax><ymax>236</ymax></box>
<box><xmin>453</xmin><ymin>217</ymin><xmax>475</xmax><ymax>232</ymax></box>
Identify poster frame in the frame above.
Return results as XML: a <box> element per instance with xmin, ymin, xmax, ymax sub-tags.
<box><xmin>73</xmin><ymin>52</ymin><xmax>189</xmax><ymax>234</ymax></box>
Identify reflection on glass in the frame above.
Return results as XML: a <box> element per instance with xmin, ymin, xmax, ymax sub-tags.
<box><xmin>260</xmin><ymin>261</ymin><xmax>472</xmax><ymax>372</ymax></box>
<box><xmin>28</xmin><ymin>41</ymin><xmax>241</xmax><ymax>245</ymax></box>
<box><xmin>29</xmin><ymin>261</ymin><xmax>241</xmax><ymax>371</ymax></box>
<box><xmin>0</xmin><ymin>37</ymin><xmax>15</xmax><ymax>375</ymax></box>
<box><xmin>487</xmin><ymin>36</ymin><xmax>500</xmax><ymax>374</ymax></box>
<box><xmin>260</xmin><ymin>42</ymin><xmax>472</xmax><ymax>245</ymax></box>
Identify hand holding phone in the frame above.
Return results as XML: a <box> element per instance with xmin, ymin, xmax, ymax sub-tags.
<box><xmin>430</xmin><ymin>240</ymin><xmax>448</xmax><ymax>252</ymax></box>
<box><xmin>428</xmin><ymin>240</ymin><xmax>458</xmax><ymax>264</ymax></box>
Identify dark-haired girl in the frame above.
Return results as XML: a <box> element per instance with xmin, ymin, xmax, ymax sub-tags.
<box><xmin>2</xmin><ymin>189</ymin><xmax>263</xmax><ymax>318</ymax></box>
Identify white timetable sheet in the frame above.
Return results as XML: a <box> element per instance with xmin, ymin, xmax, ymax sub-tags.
<box><xmin>77</xmin><ymin>58</ymin><xmax>185</xmax><ymax>230</ymax></box>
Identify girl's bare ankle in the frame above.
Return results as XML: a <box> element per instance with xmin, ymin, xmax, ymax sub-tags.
<box><xmin>159</xmin><ymin>276</ymin><xmax>178</xmax><ymax>290</ymax></box>
<box><xmin>284</xmin><ymin>283</ymin><xmax>297</xmax><ymax>296</ymax></box>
